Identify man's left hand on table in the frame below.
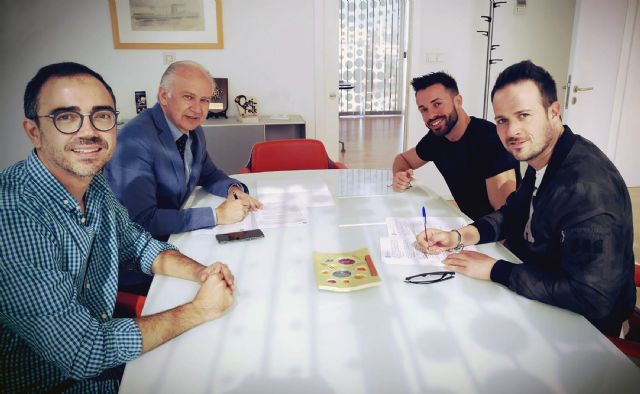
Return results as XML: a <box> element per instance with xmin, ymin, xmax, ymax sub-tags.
<box><xmin>443</xmin><ymin>250</ymin><xmax>497</xmax><ymax>281</ymax></box>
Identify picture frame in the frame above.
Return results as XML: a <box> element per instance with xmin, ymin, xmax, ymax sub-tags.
<box><xmin>207</xmin><ymin>78</ymin><xmax>228</xmax><ymax>119</ymax></box>
<box><xmin>108</xmin><ymin>0</ymin><xmax>223</xmax><ymax>49</ymax></box>
<box><xmin>135</xmin><ymin>91</ymin><xmax>148</xmax><ymax>113</ymax></box>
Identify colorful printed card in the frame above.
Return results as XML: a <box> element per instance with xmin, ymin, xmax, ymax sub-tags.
<box><xmin>312</xmin><ymin>248</ymin><xmax>382</xmax><ymax>292</ymax></box>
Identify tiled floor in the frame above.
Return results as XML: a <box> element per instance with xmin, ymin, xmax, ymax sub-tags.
<box><xmin>339</xmin><ymin>115</ymin><xmax>640</xmax><ymax>261</ymax></box>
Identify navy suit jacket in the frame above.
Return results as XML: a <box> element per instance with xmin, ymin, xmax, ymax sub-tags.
<box><xmin>104</xmin><ymin>103</ymin><xmax>244</xmax><ymax>241</ymax></box>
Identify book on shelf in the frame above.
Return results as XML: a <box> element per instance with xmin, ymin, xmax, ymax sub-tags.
<box><xmin>312</xmin><ymin>248</ymin><xmax>382</xmax><ymax>292</ymax></box>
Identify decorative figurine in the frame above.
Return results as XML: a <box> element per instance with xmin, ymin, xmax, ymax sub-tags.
<box><xmin>234</xmin><ymin>95</ymin><xmax>258</xmax><ymax>121</ymax></box>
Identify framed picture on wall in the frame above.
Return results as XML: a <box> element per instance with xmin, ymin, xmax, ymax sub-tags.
<box><xmin>108</xmin><ymin>0</ymin><xmax>223</xmax><ymax>49</ymax></box>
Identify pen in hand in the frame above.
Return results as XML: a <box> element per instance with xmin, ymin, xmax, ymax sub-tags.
<box><xmin>422</xmin><ymin>206</ymin><xmax>428</xmax><ymax>246</ymax></box>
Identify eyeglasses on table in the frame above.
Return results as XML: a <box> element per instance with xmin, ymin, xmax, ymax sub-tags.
<box><xmin>404</xmin><ymin>271</ymin><xmax>455</xmax><ymax>284</ymax></box>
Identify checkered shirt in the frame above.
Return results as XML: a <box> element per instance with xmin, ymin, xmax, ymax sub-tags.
<box><xmin>0</xmin><ymin>151</ymin><xmax>176</xmax><ymax>393</ymax></box>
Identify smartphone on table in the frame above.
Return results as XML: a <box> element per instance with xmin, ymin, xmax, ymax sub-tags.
<box><xmin>215</xmin><ymin>229</ymin><xmax>265</xmax><ymax>244</ymax></box>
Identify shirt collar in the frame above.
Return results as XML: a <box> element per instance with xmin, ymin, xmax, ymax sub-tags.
<box><xmin>163</xmin><ymin>112</ymin><xmax>189</xmax><ymax>142</ymax></box>
<box><xmin>533</xmin><ymin>125</ymin><xmax>577</xmax><ymax>194</ymax></box>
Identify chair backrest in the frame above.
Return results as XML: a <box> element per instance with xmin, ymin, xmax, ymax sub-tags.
<box><xmin>245</xmin><ymin>139</ymin><xmax>334</xmax><ymax>173</ymax></box>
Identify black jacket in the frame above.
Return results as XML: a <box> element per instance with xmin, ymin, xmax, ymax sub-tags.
<box><xmin>473</xmin><ymin>127</ymin><xmax>636</xmax><ymax>335</ymax></box>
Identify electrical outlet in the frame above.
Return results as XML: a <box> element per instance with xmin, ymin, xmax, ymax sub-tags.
<box><xmin>163</xmin><ymin>53</ymin><xmax>176</xmax><ymax>65</ymax></box>
<box><xmin>514</xmin><ymin>0</ymin><xmax>527</xmax><ymax>15</ymax></box>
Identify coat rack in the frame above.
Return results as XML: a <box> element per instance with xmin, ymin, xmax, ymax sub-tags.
<box><xmin>477</xmin><ymin>0</ymin><xmax>506</xmax><ymax>119</ymax></box>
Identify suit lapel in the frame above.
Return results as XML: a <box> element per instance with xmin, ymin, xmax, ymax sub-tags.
<box><xmin>188</xmin><ymin>128</ymin><xmax>204</xmax><ymax>190</ymax></box>
<box><xmin>150</xmin><ymin>104</ymin><xmax>187</xmax><ymax>197</ymax></box>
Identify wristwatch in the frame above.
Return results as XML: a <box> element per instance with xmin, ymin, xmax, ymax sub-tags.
<box><xmin>449</xmin><ymin>229</ymin><xmax>464</xmax><ymax>252</ymax></box>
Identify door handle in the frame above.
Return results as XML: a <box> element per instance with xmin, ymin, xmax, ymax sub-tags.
<box><xmin>562</xmin><ymin>75</ymin><xmax>572</xmax><ymax>109</ymax></box>
<box><xmin>573</xmin><ymin>85</ymin><xmax>593</xmax><ymax>93</ymax></box>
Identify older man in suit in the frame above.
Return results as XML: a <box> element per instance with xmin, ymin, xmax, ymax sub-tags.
<box><xmin>104</xmin><ymin>60</ymin><xmax>261</xmax><ymax>294</ymax></box>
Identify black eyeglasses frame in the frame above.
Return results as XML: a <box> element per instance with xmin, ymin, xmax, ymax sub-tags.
<box><xmin>404</xmin><ymin>271</ymin><xmax>455</xmax><ymax>284</ymax></box>
<box><xmin>36</xmin><ymin>109</ymin><xmax>119</xmax><ymax>134</ymax></box>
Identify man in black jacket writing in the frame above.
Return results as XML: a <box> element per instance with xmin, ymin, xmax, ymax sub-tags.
<box><xmin>417</xmin><ymin>60</ymin><xmax>635</xmax><ymax>336</ymax></box>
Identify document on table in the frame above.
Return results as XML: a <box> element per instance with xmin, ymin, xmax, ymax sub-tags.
<box><xmin>251</xmin><ymin>179</ymin><xmax>330</xmax><ymax>227</ymax></box>
<box><xmin>188</xmin><ymin>200</ymin><xmax>308</xmax><ymax>234</ymax></box>
<box><xmin>254</xmin><ymin>200</ymin><xmax>308</xmax><ymax>228</ymax></box>
<box><xmin>381</xmin><ymin>216</ymin><xmax>473</xmax><ymax>266</ymax></box>
<box><xmin>337</xmin><ymin>168</ymin><xmax>394</xmax><ymax>197</ymax></box>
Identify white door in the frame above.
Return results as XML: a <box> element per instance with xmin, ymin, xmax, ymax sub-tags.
<box><xmin>565</xmin><ymin>0</ymin><xmax>640</xmax><ymax>186</ymax></box>
<box><xmin>610</xmin><ymin>1</ymin><xmax>640</xmax><ymax>186</ymax></box>
<box><xmin>314</xmin><ymin>0</ymin><xmax>340</xmax><ymax>159</ymax></box>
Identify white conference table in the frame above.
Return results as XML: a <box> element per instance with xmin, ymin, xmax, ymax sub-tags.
<box><xmin>120</xmin><ymin>169</ymin><xmax>640</xmax><ymax>393</ymax></box>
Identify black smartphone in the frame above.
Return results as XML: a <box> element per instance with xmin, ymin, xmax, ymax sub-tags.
<box><xmin>215</xmin><ymin>229</ymin><xmax>265</xmax><ymax>244</ymax></box>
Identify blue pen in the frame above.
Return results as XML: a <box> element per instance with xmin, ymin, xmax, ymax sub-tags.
<box><xmin>422</xmin><ymin>206</ymin><xmax>428</xmax><ymax>244</ymax></box>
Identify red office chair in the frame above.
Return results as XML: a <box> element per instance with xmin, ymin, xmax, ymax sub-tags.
<box><xmin>114</xmin><ymin>291</ymin><xmax>146</xmax><ymax>318</ymax></box>
<box><xmin>240</xmin><ymin>139</ymin><xmax>347</xmax><ymax>173</ymax></box>
<box><xmin>607</xmin><ymin>262</ymin><xmax>640</xmax><ymax>360</ymax></box>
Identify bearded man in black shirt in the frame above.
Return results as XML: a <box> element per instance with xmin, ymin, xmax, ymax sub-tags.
<box><xmin>392</xmin><ymin>72</ymin><xmax>520</xmax><ymax>220</ymax></box>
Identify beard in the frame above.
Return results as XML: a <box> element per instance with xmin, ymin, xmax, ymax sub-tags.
<box><xmin>40</xmin><ymin>134</ymin><xmax>112</xmax><ymax>178</ymax></box>
<box><xmin>506</xmin><ymin>121</ymin><xmax>554</xmax><ymax>163</ymax></box>
<box><xmin>427</xmin><ymin>106</ymin><xmax>459</xmax><ymax>137</ymax></box>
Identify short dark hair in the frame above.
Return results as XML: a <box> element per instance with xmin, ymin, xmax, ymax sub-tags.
<box><xmin>24</xmin><ymin>62</ymin><xmax>116</xmax><ymax>121</ymax></box>
<box><xmin>410</xmin><ymin>72</ymin><xmax>459</xmax><ymax>96</ymax></box>
<box><xmin>491</xmin><ymin>60</ymin><xmax>557</xmax><ymax>108</ymax></box>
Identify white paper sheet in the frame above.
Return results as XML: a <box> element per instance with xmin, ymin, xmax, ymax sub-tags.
<box><xmin>337</xmin><ymin>168</ymin><xmax>394</xmax><ymax>197</ymax></box>
<box><xmin>381</xmin><ymin>216</ymin><xmax>474</xmax><ymax>266</ymax></box>
<box><xmin>254</xmin><ymin>200</ymin><xmax>308</xmax><ymax>228</ymax></box>
<box><xmin>380</xmin><ymin>237</ymin><xmax>451</xmax><ymax>266</ymax></box>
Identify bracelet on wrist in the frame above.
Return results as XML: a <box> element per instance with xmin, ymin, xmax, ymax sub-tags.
<box><xmin>449</xmin><ymin>229</ymin><xmax>464</xmax><ymax>252</ymax></box>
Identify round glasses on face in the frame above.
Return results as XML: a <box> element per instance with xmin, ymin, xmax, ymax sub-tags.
<box><xmin>37</xmin><ymin>109</ymin><xmax>119</xmax><ymax>134</ymax></box>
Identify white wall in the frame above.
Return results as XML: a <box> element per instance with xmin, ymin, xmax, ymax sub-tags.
<box><xmin>405</xmin><ymin>0</ymin><xmax>575</xmax><ymax>198</ymax></box>
<box><xmin>0</xmin><ymin>0</ymin><xmax>322</xmax><ymax>170</ymax></box>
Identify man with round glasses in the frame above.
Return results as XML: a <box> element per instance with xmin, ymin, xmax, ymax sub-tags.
<box><xmin>0</xmin><ymin>62</ymin><xmax>236</xmax><ymax>392</ymax></box>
